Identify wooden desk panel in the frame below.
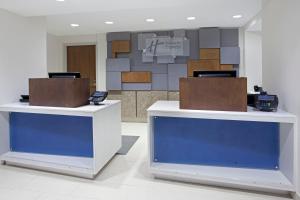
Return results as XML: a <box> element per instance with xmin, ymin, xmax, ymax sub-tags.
<box><xmin>180</xmin><ymin>77</ymin><xmax>247</xmax><ymax>112</ymax></box>
<box><xmin>29</xmin><ymin>78</ymin><xmax>89</xmax><ymax>108</ymax></box>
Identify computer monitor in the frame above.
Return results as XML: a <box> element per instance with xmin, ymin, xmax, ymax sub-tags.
<box><xmin>48</xmin><ymin>72</ymin><xmax>81</xmax><ymax>79</ymax></box>
<box><xmin>193</xmin><ymin>70</ymin><xmax>237</xmax><ymax>78</ymax></box>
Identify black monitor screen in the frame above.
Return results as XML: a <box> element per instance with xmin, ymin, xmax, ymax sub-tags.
<box><xmin>193</xmin><ymin>70</ymin><xmax>237</xmax><ymax>78</ymax></box>
<box><xmin>48</xmin><ymin>72</ymin><xmax>81</xmax><ymax>79</ymax></box>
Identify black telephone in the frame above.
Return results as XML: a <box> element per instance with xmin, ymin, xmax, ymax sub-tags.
<box><xmin>89</xmin><ymin>91</ymin><xmax>108</xmax><ymax>105</ymax></box>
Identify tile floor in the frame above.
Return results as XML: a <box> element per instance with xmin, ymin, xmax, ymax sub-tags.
<box><xmin>0</xmin><ymin>123</ymin><xmax>292</xmax><ymax>200</ymax></box>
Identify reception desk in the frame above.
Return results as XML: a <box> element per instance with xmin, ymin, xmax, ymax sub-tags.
<box><xmin>0</xmin><ymin>100</ymin><xmax>121</xmax><ymax>178</ymax></box>
<box><xmin>147</xmin><ymin>101</ymin><xmax>297</xmax><ymax>194</ymax></box>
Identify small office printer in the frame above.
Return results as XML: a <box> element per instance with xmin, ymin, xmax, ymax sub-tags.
<box><xmin>247</xmin><ymin>86</ymin><xmax>279</xmax><ymax>112</ymax></box>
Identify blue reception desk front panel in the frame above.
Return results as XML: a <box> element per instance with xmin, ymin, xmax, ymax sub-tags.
<box><xmin>10</xmin><ymin>112</ymin><xmax>93</xmax><ymax>157</ymax></box>
<box><xmin>153</xmin><ymin>116</ymin><xmax>279</xmax><ymax>170</ymax></box>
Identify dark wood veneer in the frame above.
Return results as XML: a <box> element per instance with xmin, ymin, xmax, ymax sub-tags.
<box><xmin>29</xmin><ymin>78</ymin><xmax>90</xmax><ymax>108</ymax></box>
<box><xmin>179</xmin><ymin>77</ymin><xmax>247</xmax><ymax>112</ymax></box>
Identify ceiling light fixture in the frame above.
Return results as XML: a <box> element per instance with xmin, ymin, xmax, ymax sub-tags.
<box><xmin>105</xmin><ymin>21</ymin><xmax>114</xmax><ymax>25</ymax></box>
<box><xmin>187</xmin><ymin>16</ymin><xmax>196</xmax><ymax>21</ymax></box>
<box><xmin>70</xmin><ymin>24</ymin><xmax>79</xmax><ymax>27</ymax></box>
<box><xmin>56</xmin><ymin>0</ymin><xmax>65</xmax><ymax>2</ymax></box>
<box><xmin>146</xmin><ymin>18</ymin><xmax>155</xmax><ymax>23</ymax></box>
<box><xmin>233</xmin><ymin>15</ymin><xmax>243</xmax><ymax>19</ymax></box>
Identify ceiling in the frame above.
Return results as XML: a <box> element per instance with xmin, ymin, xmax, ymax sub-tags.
<box><xmin>0</xmin><ymin>0</ymin><xmax>263</xmax><ymax>35</ymax></box>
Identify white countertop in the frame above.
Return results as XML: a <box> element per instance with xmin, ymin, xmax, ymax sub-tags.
<box><xmin>147</xmin><ymin>101</ymin><xmax>297</xmax><ymax>123</ymax></box>
<box><xmin>0</xmin><ymin>100</ymin><xmax>120</xmax><ymax>117</ymax></box>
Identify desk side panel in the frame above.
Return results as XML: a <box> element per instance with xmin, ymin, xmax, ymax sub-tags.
<box><xmin>153</xmin><ymin>116</ymin><xmax>279</xmax><ymax>170</ymax></box>
<box><xmin>10</xmin><ymin>112</ymin><xmax>93</xmax><ymax>157</ymax></box>
<box><xmin>93</xmin><ymin>102</ymin><xmax>121</xmax><ymax>174</ymax></box>
<box><xmin>0</xmin><ymin>113</ymin><xmax>9</xmax><ymax>155</ymax></box>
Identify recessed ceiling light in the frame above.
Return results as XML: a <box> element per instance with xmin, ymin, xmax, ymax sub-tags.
<box><xmin>187</xmin><ymin>16</ymin><xmax>196</xmax><ymax>21</ymax></box>
<box><xmin>233</xmin><ymin>15</ymin><xmax>243</xmax><ymax>19</ymax></box>
<box><xmin>146</xmin><ymin>18</ymin><xmax>155</xmax><ymax>23</ymax></box>
<box><xmin>105</xmin><ymin>21</ymin><xmax>114</xmax><ymax>25</ymax></box>
<box><xmin>56</xmin><ymin>0</ymin><xmax>65</xmax><ymax>2</ymax></box>
<box><xmin>70</xmin><ymin>24</ymin><xmax>79</xmax><ymax>27</ymax></box>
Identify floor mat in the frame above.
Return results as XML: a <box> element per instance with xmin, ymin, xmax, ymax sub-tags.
<box><xmin>117</xmin><ymin>135</ymin><xmax>139</xmax><ymax>155</ymax></box>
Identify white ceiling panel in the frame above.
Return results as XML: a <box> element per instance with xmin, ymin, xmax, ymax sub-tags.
<box><xmin>0</xmin><ymin>0</ymin><xmax>263</xmax><ymax>35</ymax></box>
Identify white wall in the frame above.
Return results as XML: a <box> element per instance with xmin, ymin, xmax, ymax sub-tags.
<box><xmin>245</xmin><ymin>31</ymin><xmax>262</xmax><ymax>91</ymax></box>
<box><xmin>238</xmin><ymin>28</ymin><xmax>246</xmax><ymax>77</ymax></box>
<box><xmin>0</xmin><ymin>9</ymin><xmax>47</xmax><ymax>153</ymax></box>
<box><xmin>46</xmin><ymin>33</ymin><xmax>107</xmax><ymax>90</ymax></box>
<box><xmin>261</xmin><ymin>0</ymin><xmax>300</xmax><ymax>196</ymax></box>
<box><xmin>96</xmin><ymin>33</ymin><xmax>107</xmax><ymax>91</ymax></box>
<box><xmin>47</xmin><ymin>33</ymin><xmax>63</xmax><ymax>72</ymax></box>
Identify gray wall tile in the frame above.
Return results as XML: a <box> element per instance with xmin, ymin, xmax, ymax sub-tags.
<box><xmin>168</xmin><ymin>64</ymin><xmax>187</xmax><ymax>77</ymax></box>
<box><xmin>156</xmin><ymin>31</ymin><xmax>172</xmax><ymax>36</ymax></box>
<box><xmin>106</xmin><ymin>58</ymin><xmax>130</xmax><ymax>72</ymax></box>
<box><xmin>107</xmin><ymin>42</ymin><xmax>112</xmax><ymax>58</ymax></box>
<box><xmin>107</xmin><ymin>72</ymin><xmax>121</xmax><ymax>90</ymax></box>
<box><xmin>168</xmin><ymin>76</ymin><xmax>181</xmax><ymax>91</ymax></box>
<box><xmin>220</xmin><ymin>47</ymin><xmax>240</xmax><ymax>64</ymax></box>
<box><xmin>122</xmin><ymin>83</ymin><xmax>151</xmax><ymax>90</ymax></box>
<box><xmin>138</xmin><ymin>33</ymin><xmax>156</xmax><ymax>50</ymax></box>
<box><xmin>221</xmin><ymin>29</ymin><xmax>239</xmax><ymax>47</ymax></box>
<box><xmin>199</xmin><ymin>28</ymin><xmax>221</xmax><ymax>48</ymax></box>
<box><xmin>173</xmin><ymin>29</ymin><xmax>186</xmax><ymax>37</ymax></box>
<box><xmin>142</xmin><ymin>53</ymin><xmax>154</xmax><ymax>63</ymax></box>
<box><xmin>157</xmin><ymin>56</ymin><xmax>175</xmax><ymax>64</ymax></box>
<box><xmin>183</xmin><ymin>39</ymin><xmax>190</xmax><ymax>56</ymax></box>
<box><xmin>152</xmin><ymin>74</ymin><xmax>168</xmax><ymax>90</ymax></box>
<box><xmin>107</xmin><ymin>32</ymin><xmax>131</xmax><ymax>42</ymax></box>
<box><xmin>116</xmin><ymin>53</ymin><xmax>130</xmax><ymax>58</ymax></box>
<box><xmin>186</xmin><ymin>30</ymin><xmax>199</xmax><ymax>59</ymax></box>
<box><xmin>131</xmin><ymin>65</ymin><xmax>168</xmax><ymax>74</ymax></box>
<box><xmin>175</xmin><ymin>56</ymin><xmax>188</xmax><ymax>64</ymax></box>
<box><xmin>168</xmin><ymin>64</ymin><xmax>187</xmax><ymax>91</ymax></box>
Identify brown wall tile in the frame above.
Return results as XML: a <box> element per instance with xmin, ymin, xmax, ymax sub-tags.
<box><xmin>122</xmin><ymin>72</ymin><xmax>152</xmax><ymax>83</ymax></box>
